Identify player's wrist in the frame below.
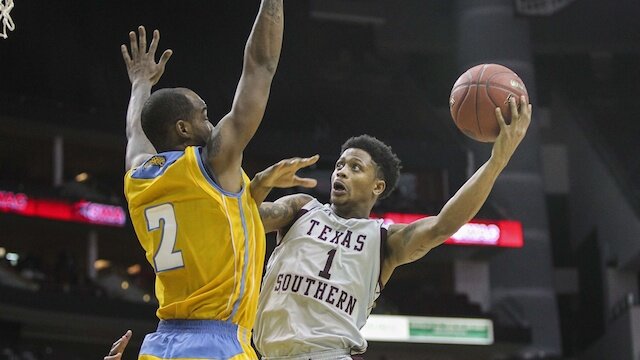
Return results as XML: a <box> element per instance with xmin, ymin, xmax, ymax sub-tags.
<box><xmin>488</xmin><ymin>153</ymin><xmax>509</xmax><ymax>171</ymax></box>
<box><xmin>131</xmin><ymin>78</ymin><xmax>154</xmax><ymax>89</ymax></box>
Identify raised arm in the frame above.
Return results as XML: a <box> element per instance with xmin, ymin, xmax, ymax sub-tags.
<box><xmin>121</xmin><ymin>26</ymin><xmax>173</xmax><ymax>171</ymax></box>
<box><xmin>382</xmin><ymin>96</ymin><xmax>532</xmax><ymax>284</ymax></box>
<box><xmin>205</xmin><ymin>0</ymin><xmax>285</xmax><ymax>191</ymax></box>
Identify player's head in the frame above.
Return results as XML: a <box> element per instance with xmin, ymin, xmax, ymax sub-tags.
<box><xmin>141</xmin><ymin>88</ymin><xmax>213</xmax><ymax>152</ymax></box>
<box><xmin>331</xmin><ymin>135</ymin><xmax>401</xmax><ymax>210</ymax></box>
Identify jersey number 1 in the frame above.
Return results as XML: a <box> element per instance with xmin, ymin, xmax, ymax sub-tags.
<box><xmin>318</xmin><ymin>248</ymin><xmax>337</xmax><ymax>280</ymax></box>
<box><xmin>145</xmin><ymin>204</ymin><xmax>184</xmax><ymax>272</ymax></box>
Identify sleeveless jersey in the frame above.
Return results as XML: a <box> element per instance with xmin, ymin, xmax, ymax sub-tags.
<box><xmin>253</xmin><ymin>199</ymin><xmax>387</xmax><ymax>357</ymax></box>
<box><xmin>124</xmin><ymin>146</ymin><xmax>265</xmax><ymax>330</ymax></box>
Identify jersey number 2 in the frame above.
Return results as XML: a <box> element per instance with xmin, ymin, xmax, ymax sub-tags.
<box><xmin>145</xmin><ymin>204</ymin><xmax>184</xmax><ymax>272</ymax></box>
<box><xmin>318</xmin><ymin>248</ymin><xmax>337</xmax><ymax>280</ymax></box>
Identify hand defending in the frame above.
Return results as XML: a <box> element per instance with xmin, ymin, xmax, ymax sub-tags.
<box><xmin>121</xmin><ymin>26</ymin><xmax>172</xmax><ymax>86</ymax></box>
<box><xmin>104</xmin><ymin>330</ymin><xmax>132</xmax><ymax>360</ymax></box>
<box><xmin>491</xmin><ymin>95</ymin><xmax>532</xmax><ymax>165</ymax></box>
<box><xmin>257</xmin><ymin>155</ymin><xmax>320</xmax><ymax>189</ymax></box>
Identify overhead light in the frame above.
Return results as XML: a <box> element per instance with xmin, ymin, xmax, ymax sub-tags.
<box><xmin>5</xmin><ymin>252</ymin><xmax>19</xmax><ymax>266</ymax></box>
<box><xmin>143</xmin><ymin>294</ymin><xmax>151</xmax><ymax>303</ymax></box>
<box><xmin>94</xmin><ymin>259</ymin><xmax>111</xmax><ymax>270</ymax></box>
<box><xmin>127</xmin><ymin>264</ymin><xmax>141</xmax><ymax>275</ymax></box>
<box><xmin>75</xmin><ymin>172</ymin><xmax>90</xmax><ymax>182</ymax></box>
<box><xmin>121</xmin><ymin>281</ymin><xmax>129</xmax><ymax>290</ymax></box>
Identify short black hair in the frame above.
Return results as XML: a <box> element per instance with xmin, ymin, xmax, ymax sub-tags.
<box><xmin>340</xmin><ymin>134</ymin><xmax>402</xmax><ymax>199</ymax></box>
<box><xmin>141</xmin><ymin>88</ymin><xmax>196</xmax><ymax>151</ymax></box>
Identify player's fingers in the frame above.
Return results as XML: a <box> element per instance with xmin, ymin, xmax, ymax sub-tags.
<box><xmin>495</xmin><ymin>107</ymin><xmax>507</xmax><ymax>131</ymax></box>
<box><xmin>109</xmin><ymin>330</ymin><xmax>131</xmax><ymax>355</ymax></box>
<box><xmin>521</xmin><ymin>96</ymin><xmax>531</xmax><ymax>116</ymax></box>
<box><xmin>138</xmin><ymin>26</ymin><xmax>147</xmax><ymax>54</ymax></box>
<box><xmin>508</xmin><ymin>95</ymin><xmax>519</xmax><ymax>121</ymax></box>
<box><xmin>118</xmin><ymin>330</ymin><xmax>132</xmax><ymax>351</ymax></box>
<box><xmin>148</xmin><ymin>29</ymin><xmax>160</xmax><ymax>58</ymax></box>
<box><xmin>159</xmin><ymin>49</ymin><xmax>173</xmax><ymax>67</ymax></box>
<box><xmin>120</xmin><ymin>44</ymin><xmax>132</xmax><ymax>67</ymax></box>
<box><xmin>294</xmin><ymin>155</ymin><xmax>320</xmax><ymax>169</ymax></box>
<box><xmin>109</xmin><ymin>339</ymin><xmax>122</xmax><ymax>355</ymax></box>
<box><xmin>129</xmin><ymin>31</ymin><xmax>139</xmax><ymax>60</ymax></box>
<box><xmin>294</xmin><ymin>177</ymin><xmax>318</xmax><ymax>188</ymax></box>
<box><xmin>104</xmin><ymin>353</ymin><xmax>122</xmax><ymax>360</ymax></box>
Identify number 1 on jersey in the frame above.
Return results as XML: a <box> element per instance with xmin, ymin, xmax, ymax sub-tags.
<box><xmin>145</xmin><ymin>204</ymin><xmax>184</xmax><ymax>272</ymax></box>
<box><xmin>318</xmin><ymin>248</ymin><xmax>337</xmax><ymax>280</ymax></box>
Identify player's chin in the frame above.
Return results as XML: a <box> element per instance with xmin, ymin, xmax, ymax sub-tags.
<box><xmin>330</xmin><ymin>192</ymin><xmax>348</xmax><ymax>204</ymax></box>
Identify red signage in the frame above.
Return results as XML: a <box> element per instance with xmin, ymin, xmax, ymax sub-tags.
<box><xmin>371</xmin><ymin>212</ymin><xmax>523</xmax><ymax>248</ymax></box>
<box><xmin>0</xmin><ymin>190</ymin><xmax>126</xmax><ymax>227</ymax></box>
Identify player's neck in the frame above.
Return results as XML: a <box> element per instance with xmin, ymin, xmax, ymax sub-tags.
<box><xmin>330</xmin><ymin>203</ymin><xmax>372</xmax><ymax>220</ymax></box>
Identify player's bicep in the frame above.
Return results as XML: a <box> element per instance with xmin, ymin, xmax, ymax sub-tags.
<box><xmin>259</xmin><ymin>194</ymin><xmax>313</xmax><ymax>234</ymax></box>
<box><xmin>386</xmin><ymin>217</ymin><xmax>448</xmax><ymax>267</ymax></box>
<box><xmin>259</xmin><ymin>202</ymin><xmax>294</xmax><ymax>234</ymax></box>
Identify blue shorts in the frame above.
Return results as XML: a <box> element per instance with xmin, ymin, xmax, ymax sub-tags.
<box><xmin>138</xmin><ymin>320</ymin><xmax>257</xmax><ymax>360</ymax></box>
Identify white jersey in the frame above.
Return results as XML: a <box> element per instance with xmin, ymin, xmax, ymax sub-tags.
<box><xmin>254</xmin><ymin>199</ymin><xmax>388</xmax><ymax>358</ymax></box>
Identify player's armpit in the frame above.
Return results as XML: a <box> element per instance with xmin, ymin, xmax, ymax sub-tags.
<box><xmin>259</xmin><ymin>194</ymin><xmax>313</xmax><ymax>234</ymax></box>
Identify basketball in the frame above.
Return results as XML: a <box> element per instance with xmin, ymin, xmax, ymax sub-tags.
<box><xmin>449</xmin><ymin>64</ymin><xmax>529</xmax><ymax>142</ymax></box>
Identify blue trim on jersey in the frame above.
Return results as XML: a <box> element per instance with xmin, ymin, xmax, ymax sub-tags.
<box><xmin>140</xmin><ymin>320</ymin><xmax>242</xmax><ymax>359</ymax></box>
<box><xmin>131</xmin><ymin>151</ymin><xmax>184</xmax><ymax>179</ymax></box>
<box><xmin>195</xmin><ymin>147</ymin><xmax>244</xmax><ymax>198</ymax></box>
<box><xmin>229</xmin><ymin>197</ymin><xmax>251</xmax><ymax>320</ymax></box>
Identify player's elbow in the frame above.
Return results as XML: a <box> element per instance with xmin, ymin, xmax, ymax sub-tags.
<box><xmin>244</xmin><ymin>44</ymin><xmax>279</xmax><ymax>76</ymax></box>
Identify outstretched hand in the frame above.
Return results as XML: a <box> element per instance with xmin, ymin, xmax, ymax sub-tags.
<box><xmin>104</xmin><ymin>330</ymin><xmax>132</xmax><ymax>360</ymax></box>
<box><xmin>491</xmin><ymin>95</ymin><xmax>532</xmax><ymax>165</ymax></box>
<box><xmin>257</xmin><ymin>155</ymin><xmax>320</xmax><ymax>189</ymax></box>
<box><xmin>121</xmin><ymin>26</ymin><xmax>172</xmax><ymax>86</ymax></box>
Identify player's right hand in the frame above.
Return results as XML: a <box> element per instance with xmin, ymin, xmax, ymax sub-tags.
<box><xmin>491</xmin><ymin>95</ymin><xmax>531</xmax><ymax>166</ymax></box>
<box><xmin>256</xmin><ymin>155</ymin><xmax>320</xmax><ymax>189</ymax></box>
<box><xmin>104</xmin><ymin>330</ymin><xmax>132</xmax><ymax>360</ymax></box>
<box><xmin>121</xmin><ymin>26</ymin><xmax>173</xmax><ymax>86</ymax></box>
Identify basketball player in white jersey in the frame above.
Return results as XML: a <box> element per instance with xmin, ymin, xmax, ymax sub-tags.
<box><xmin>253</xmin><ymin>96</ymin><xmax>532</xmax><ymax>359</ymax></box>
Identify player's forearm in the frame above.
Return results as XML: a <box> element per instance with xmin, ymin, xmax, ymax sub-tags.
<box><xmin>245</xmin><ymin>0</ymin><xmax>284</xmax><ymax>75</ymax></box>
<box><xmin>125</xmin><ymin>82</ymin><xmax>152</xmax><ymax>140</ymax></box>
<box><xmin>434</xmin><ymin>156</ymin><xmax>506</xmax><ymax>236</ymax></box>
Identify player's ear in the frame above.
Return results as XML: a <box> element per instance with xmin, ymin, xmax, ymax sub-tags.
<box><xmin>373</xmin><ymin>179</ymin><xmax>386</xmax><ymax>197</ymax></box>
<box><xmin>175</xmin><ymin>120</ymin><xmax>191</xmax><ymax>139</ymax></box>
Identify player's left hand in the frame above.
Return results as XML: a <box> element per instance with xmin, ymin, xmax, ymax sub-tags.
<box><xmin>256</xmin><ymin>155</ymin><xmax>320</xmax><ymax>189</ymax></box>
<box><xmin>104</xmin><ymin>330</ymin><xmax>132</xmax><ymax>360</ymax></box>
<box><xmin>491</xmin><ymin>95</ymin><xmax>532</xmax><ymax>165</ymax></box>
<box><xmin>121</xmin><ymin>26</ymin><xmax>173</xmax><ymax>86</ymax></box>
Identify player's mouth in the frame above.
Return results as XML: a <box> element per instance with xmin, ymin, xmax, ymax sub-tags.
<box><xmin>331</xmin><ymin>180</ymin><xmax>348</xmax><ymax>196</ymax></box>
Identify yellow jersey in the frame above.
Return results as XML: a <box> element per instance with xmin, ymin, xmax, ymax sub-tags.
<box><xmin>124</xmin><ymin>146</ymin><xmax>265</xmax><ymax>330</ymax></box>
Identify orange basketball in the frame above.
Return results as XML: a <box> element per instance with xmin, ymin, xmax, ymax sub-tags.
<box><xmin>449</xmin><ymin>64</ymin><xmax>529</xmax><ymax>142</ymax></box>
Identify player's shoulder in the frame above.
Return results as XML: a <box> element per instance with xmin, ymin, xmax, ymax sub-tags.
<box><xmin>127</xmin><ymin>150</ymin><xmax>191</xmax><ymax>181</ymax></box>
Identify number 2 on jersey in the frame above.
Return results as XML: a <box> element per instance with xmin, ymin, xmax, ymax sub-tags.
<box><xmin>318</xmin><ymin>248</ymin><xmax>337</xmax><ymax>280</ymax></box>
<box><xmin>145</xmin><ymin>204</ymin><xmax>184</xmax><ymax>272</ymax></box>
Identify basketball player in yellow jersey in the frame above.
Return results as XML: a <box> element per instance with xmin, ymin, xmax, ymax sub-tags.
<box><xmin>120</xmin><ymin>1</ymin><xmax>310</xmax><ymax>358</ymax></box>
